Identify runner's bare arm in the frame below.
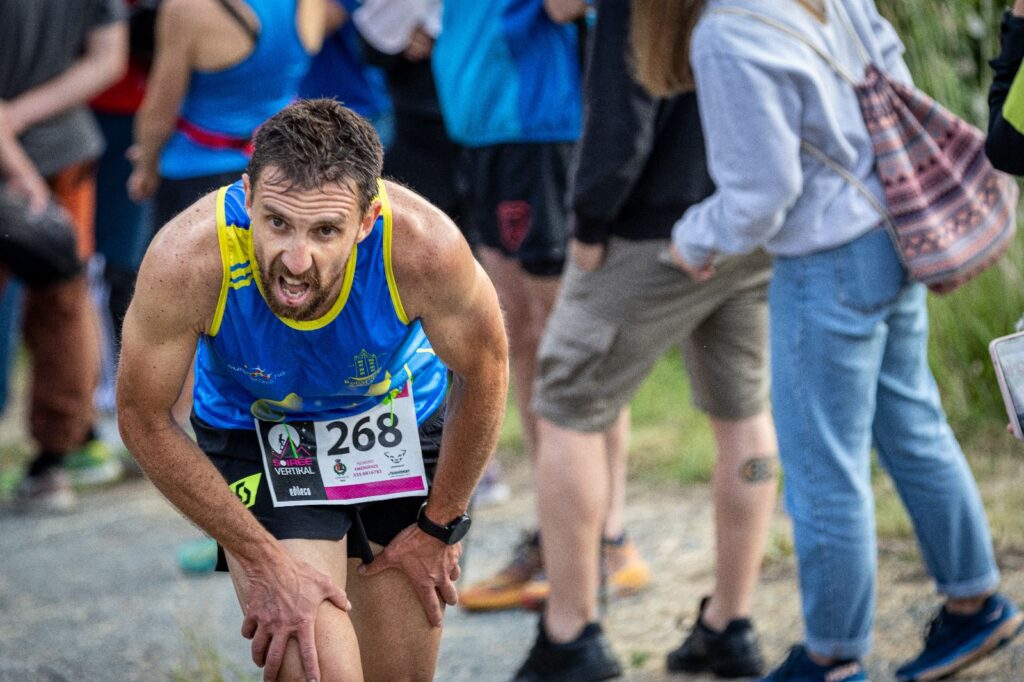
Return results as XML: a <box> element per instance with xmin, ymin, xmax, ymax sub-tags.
<box><xmin>359</xmin><ymin>183</ymin><xmax>509</xmax><ymax>625</ymax></box>
<box><xmin>117</xmin><ymin>194</ymin><xmax>349</xmax><ymax>682</ymax></box>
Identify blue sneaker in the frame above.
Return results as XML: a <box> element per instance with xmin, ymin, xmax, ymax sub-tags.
<box><xmin>895</xmin><ymin>592</ymin><xmax>1024</xmax><ymax>681</ymax></box>
<box><xmin>759</xmin><ymin>646</ymin><xmax>865</xmax><ymax>682</ymax></box>
<box><xmin>176</xmin><ymin>537</ymin><xmax>219</xmax><ymax>574</ymax></box>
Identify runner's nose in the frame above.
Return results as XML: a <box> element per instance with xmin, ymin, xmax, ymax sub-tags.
<box><xmin>281</xmin><ymin>238</ymin><xmax>313</xmax><ymax>276</ymax></box>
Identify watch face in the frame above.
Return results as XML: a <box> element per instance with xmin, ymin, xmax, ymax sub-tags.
<box><xmin>448</xmin><ymin>516</ymin><xmax>471</xmax><ymax>544</ymax></box>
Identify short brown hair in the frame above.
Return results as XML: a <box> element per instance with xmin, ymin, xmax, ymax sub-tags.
<box><xmin>247</xmin><ymin>99</ymin><xmax>384</xmax><ymax>213</ymax></box>
<box><xmin>630</xmin><ymin>0</ymin><xmax>707</xmax><ymax>98</ymax></box>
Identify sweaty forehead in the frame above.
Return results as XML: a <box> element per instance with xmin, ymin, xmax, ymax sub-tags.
<box><xmin>253</xmin><ymin>176</ymin><xmax>362</xmax><ymax>219</ymax></box>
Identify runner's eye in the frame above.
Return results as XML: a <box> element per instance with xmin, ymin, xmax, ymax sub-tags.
<box><xmin>318</xmin><ymin>225</ymin><xmax>339</xmax><ymax>238</ymax></box>
<box><xmin>269</xmin><ymin>216</ymin><xmax>286</xmax><ymax>229</ymax></box>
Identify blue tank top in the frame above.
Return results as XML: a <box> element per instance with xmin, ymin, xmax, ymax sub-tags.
<box><xmin>193</xmin><ymin>179</ymin><xmax>449</xmax><ymax>431</ymax></box>
<box><xmin>160</xmin><ymin>0</ymin><xmax>311</xmax><ymax>180</ymax></box>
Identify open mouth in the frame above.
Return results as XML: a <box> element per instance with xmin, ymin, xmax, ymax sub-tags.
<box><xmin>276</xmin><ymin>275</ymin><xmax>312</xmax><ymax>307</ymax></box>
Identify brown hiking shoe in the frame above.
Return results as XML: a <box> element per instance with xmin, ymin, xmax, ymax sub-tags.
<box><xmin>520</xmin><ymin>535</ymin><xmax>652</xmax><ymax>610</ymax></box>
<box><xmin>460</xmin><ymin>531</ymin><xmax>543</xmax><ymax>611</ymax></box>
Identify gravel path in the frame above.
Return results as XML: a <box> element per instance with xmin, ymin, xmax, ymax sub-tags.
<box><xmin>1</xmin><ymin>458</ymin><xmax>1023</xmax><ymax>681</ymax></box>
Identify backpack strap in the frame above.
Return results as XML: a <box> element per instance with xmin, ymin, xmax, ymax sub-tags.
<box><xmin>706</xmin><ymin>3</ymin><xmax>862</xmax><ymax>85</ymax></box>
<box><xmin>800</xmin><ymin>140</ymin><xmax>896</xmax><ymax>231</ymax></box>
<box><xmin>705</xmin><ymin>5</ymin><xmax>901</xmax><ymax>243</ymax></box>
<box><xmin>826</xmin><ymin>0</ymin><xmax>872</xmax><ymax>69</ymax></box>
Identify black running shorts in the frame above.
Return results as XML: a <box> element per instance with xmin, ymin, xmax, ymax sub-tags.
<box><xmin>191</xmin><ymin>406</ymin><xmax>444</xmax><ymax>568</ymax></box>
<box><xmin>461</xmin><ymin>142</ymin><xmax>572</xmax><ymax>276</ymax></box>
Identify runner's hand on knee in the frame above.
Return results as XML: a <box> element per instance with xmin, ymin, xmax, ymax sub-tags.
<box><xmin>240</xmin><ymin>553</ymin><xmax>351</xmax><ymax>682</ymax></box>
<box><xmin>358</xmin><ymin>523</ymin><xmax>462</xmax><ymax>628</ymax></box>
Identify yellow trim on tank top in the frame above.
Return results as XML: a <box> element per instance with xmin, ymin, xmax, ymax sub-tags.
<box><xmin>380</xmin><ymin>180</ymin><xmax>410</xmax><ymax>325</ymax></box>
<box><xmin>248</xmin><ymin>217</ymin><xmax>358</xmax><ymax>332</ymax></box>
<box><xmin>209</xmin><ymin>186</ymin><xmax>232</xmax><ymax>337</ymax></box>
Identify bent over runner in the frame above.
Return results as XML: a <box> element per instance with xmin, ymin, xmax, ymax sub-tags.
<box><xmin>117</xmin><ymin>99</ymin><xmax>508</xmax><ymax>681</ymax></box>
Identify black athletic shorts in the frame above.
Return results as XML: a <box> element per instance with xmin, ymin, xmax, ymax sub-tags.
<box><xmin>462</xmin><ymin>142</ymin><xmax>572</xmax><ymax>276</ymax></box>
<box><xmin>191</xmin><ymin>406</ymin><xmax>445</xmax><ymax>568</ymax></box>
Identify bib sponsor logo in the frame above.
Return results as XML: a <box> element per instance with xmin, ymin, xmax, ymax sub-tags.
<box><xmin>288</xmin><ymin>486</ymin><xmax>312</xmax><ymax>497</ymax></box>
<box><xmin>384</xmin><ymin>449</ymin><xmax>406</xmax><ymax>465</ymax></box>
<box><xmin>268</xmin><ymin>424</ymin><xmax>302</xmax><ymax>457</ymax></box>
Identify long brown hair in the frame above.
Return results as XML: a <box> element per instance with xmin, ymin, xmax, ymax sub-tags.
<box><xmin>630</xmin><ymin>0</ymin><xmax>708</xmax><ymax>98</ymax></box>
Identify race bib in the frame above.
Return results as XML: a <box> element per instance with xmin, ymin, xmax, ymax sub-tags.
<box><xmin>254</xmin><ymin>383</ymin><xmax>427</xmax><ymax>506</ymax></box>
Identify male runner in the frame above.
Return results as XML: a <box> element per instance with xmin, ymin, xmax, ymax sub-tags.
<box><xmin>117</xmin><ymin>99</ymin><xmax>508</xmax><ymax>681</ymax></box>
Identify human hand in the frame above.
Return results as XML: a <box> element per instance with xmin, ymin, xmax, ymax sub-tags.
<box><xmin>7</xmin><ymin>164</ymin><xmax>50</xmax><ymax>216</ymax></box>
<box><xmin>0</xmin><ymin>106</ymin><xmax>49</xmax><ymax>215</ymax></box>
<box><xmin>662</xmin><ymin>244</ymin><xmax>716</xmax><ymax>282</ymax></box>
<box><xmin>570</xmin><ymin>238</ymin><xmax>606</xmax><ymax>272</ymax></box>
<box><xmin>240</xmin><ymin>553</ymin><xmax>351</xmax><ymax>682</ymax></box>
<box><xmin>544</xmin><ymin>0</ymin><xmax>588</xmax><ymax>23</ymax></box>
<box><xmin>357</xmin><ymin>524</ymin><xmax>461</xmax><ymax>627</ymax></box>
<box><xmin>126</xmin><ymin>145</ymin><xmax>159</xmax><ymax>202</ymax></box>
<box><xmin>403</xmin><ymin>26</ymin><xmax>435</xmax><ymax>62</ymax></box>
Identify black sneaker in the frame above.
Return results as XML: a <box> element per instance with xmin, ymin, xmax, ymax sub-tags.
<box><xmin>512</xmin><ymin>619</ymin><xmax>623</xmax><ymax>682</ymax></box>
<box><xmin>666</xmin><ymin>596</ymin><xmax>765</xmax><ymax>678</ymax></box>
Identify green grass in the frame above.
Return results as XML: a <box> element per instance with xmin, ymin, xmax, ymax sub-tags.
<box><xmin>878</xmin><ymin>0</ymin><xmax>1003</xmax><ymax>126</ymax></box>
<box><xmin>626</xmin><ymin>349</ymin><xmax>715</xmax><ymax>485</ymax></box>
<box><xmin>498</xmin><ymin>349</ymin><xmax>714</xmax><ymax>486</ymax></box>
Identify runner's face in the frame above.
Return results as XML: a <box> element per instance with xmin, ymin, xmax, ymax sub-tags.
<box><xmin>244</xmin><ymin>169</ymin><xmax>379</xmax><ymax>321</ymax></box>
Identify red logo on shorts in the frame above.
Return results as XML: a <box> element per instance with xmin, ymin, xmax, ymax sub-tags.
<box><xmin>497</xmin><ymin>200</ymin><xmax>533</xmax><ymax>253</ymax></box>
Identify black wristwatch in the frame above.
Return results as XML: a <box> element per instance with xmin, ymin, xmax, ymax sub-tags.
<box><xmin>416</xmin><ymin>501</ymin><xmax>472</xmax><ymax>544</ymax></box>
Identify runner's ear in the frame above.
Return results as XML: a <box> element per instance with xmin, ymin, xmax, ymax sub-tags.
<box><xmin>355</xmin><ymin>199</ymin><xmax>382</xmax><ymax>243</ymax></box>
<box><xmin>242</xmin><ymin>173</ymin><xmax>253</xmax><ymax>213</ymax></box>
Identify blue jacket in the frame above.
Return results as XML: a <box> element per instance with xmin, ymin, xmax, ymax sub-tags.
<box><xmin>432</xmin><ymin>0</ymin><xmax>581</xmax><ymax>146</ymax></box>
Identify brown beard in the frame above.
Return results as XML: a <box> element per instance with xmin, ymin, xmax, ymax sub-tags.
<box><xmin>257</xmin><ymin>253</ymin><xmax>333</xmax><ymax>321</ymax></box>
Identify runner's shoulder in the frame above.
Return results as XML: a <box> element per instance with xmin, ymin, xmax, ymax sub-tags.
<box><xmin>384</xmin><ymin>181</ymin><xmax>472</xmax><ymax>300</ymax></box>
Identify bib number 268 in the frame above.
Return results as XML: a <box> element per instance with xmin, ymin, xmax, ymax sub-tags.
<box><xmin>326</xmin><ymin>413</ymin><xmax>403</xmax><ymax>455</ymax></box>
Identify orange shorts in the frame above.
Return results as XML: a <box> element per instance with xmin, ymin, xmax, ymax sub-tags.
<box><xmin>48</xmin><ymin>162</ymin><xmax>96</xmax><ymax>259</ymax></box>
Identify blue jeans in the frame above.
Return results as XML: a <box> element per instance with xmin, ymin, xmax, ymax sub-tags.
<box><xmin>769</xmin><ymin>227</ymin><xmax>999</xmax><ymax>660</ymax></box>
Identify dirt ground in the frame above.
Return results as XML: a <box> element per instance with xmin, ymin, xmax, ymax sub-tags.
<box><xmin>2</xmin><ymin>453</ymin><xmax>1024</xmax><ymax>681</ymax></box>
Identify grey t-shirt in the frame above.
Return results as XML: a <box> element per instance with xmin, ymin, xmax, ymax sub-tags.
<box><xmin>0</xmin><ymin>0</ymin><xmax>126</xmax><ymax>177</ymax></box>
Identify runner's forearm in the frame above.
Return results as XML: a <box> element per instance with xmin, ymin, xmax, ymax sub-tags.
<box><xmin>119</xmin><ymin>410</ymin><xmax>284</xmax><ymax>570</ymax></box>
<box><xmin>424</xmin><ymin>369</ymin><xmax>507</xmax><ymax>521</ymax></box>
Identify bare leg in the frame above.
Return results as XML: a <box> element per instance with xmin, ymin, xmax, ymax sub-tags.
<box><xmin>702</xmin><ymin>410</ymin><xmax>778</xmax><ymax>631</ymax></box>
<box><xmin>536</xmin><ymin>417</ymin><xmax>607</xmax><ymax>642</ymax></box>
<box><xmin>602</xmin><ymin>408</ymin><xmax>630</xmax><ymax>540</ymax></box>
<box><xmin>346</xmin><ymin>543</ymin><xmax>444</xmax><ymax>681</ymax></box>
<box><xmin>225</xmin><ymin>539</ymin><xmax>363</xmax><ymax>682</ymax></box>
<box><xmin>477</xmin><ymin>247</ymin><xmax>560</xmax><ymax>458</ymax></box>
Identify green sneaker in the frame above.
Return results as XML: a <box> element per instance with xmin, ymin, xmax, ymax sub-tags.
<box><xmin>63</xmin><ymin>439</ymin><xmax>125</xmax><ymax>487</ymax></box>
<box><xmin>177</xmin><ymin>537</ymin><xmax>219</xmax><ymax>574</ymax></box>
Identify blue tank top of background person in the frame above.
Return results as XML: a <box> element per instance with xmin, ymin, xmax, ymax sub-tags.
<box><xmin>432</xmin><ymin>0</ymin><xmax>581</xmax><ymax>146</ymax></box>
<box><xmin>299</xmin><ymin>0</ymin><xmax>391</xmax><ymax>124</ymax></box>
<box><xmin>160</xmin><ymin>0</ymin><xmax>312</xmax><ymax>180</ymax></box>
<box><xmin>192</xmin><ymin>179</ymin><xmax>449</xmax><ymax>431</ymax></box>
